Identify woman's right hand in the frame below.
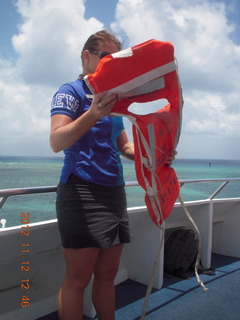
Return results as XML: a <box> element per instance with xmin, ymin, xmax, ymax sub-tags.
<box><xmin>89</xmin><ymin>92</ymin><xmax>118</xmax><ymax>120</ymax></box>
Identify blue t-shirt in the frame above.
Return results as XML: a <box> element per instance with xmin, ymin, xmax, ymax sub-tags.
<box><xmin>51</xmin><ymin>79</ymin><xmax>124</xmax><ymax>186</ymax></box>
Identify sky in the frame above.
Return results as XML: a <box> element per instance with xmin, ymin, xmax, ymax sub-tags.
<box><xmin>0</xmin><ymin>0</ymin><xmax>239</xmax><ymax>160</ymax></box>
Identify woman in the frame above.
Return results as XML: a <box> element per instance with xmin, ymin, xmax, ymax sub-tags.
<box><xmin>50</xmin><ymin>30</ymin><xmax>176</xmax><ymax>320</ymax></box>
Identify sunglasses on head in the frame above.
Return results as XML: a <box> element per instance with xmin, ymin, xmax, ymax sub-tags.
<box><xmin>88</xmin><ymin>49</ymin><xmax>111</xmax><ymax>59</ymax></box>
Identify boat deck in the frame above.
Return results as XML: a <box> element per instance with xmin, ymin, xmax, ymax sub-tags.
<box><xmin>37</xmin><ymin>253</ymin><xmax>240</xmax><ymax>320</ymax></box>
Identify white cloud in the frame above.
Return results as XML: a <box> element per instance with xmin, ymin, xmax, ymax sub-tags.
<box><xmin>0</xmin><ymin>0</ymin><xmax>104</xmax><ymax>156</ymax></box>
<box><xmin>12</xmin><ymin>0</ymin><xmax>103</xmax><ymax>86</ymax></box>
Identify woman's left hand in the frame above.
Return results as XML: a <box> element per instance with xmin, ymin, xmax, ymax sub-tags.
<box><xmin>166</xmin><ymin>150</ymin><xmax>177</xmax><ymax>166</ymax></box>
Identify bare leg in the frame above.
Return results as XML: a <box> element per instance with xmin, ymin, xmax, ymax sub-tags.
<box><xmin>58</xmin><ymin>247</ymin><xmax>100</xmax><ymax>320</ymax></box>
<box><xmin>92</xmin><ymin>245</ymin><xmax>124</xmax><ymax>320</ymax></box>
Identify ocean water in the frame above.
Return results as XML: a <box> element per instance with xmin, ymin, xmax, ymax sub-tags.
<box><xmin>0</xmin><ymin>156</ymin><xmax>239</xmax><ymax>227</ymax></box>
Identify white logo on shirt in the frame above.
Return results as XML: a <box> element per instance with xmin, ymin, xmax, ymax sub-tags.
<box><xmin>52</xmin><ymin>93</ymin><xmax>79</xmax><ymax>112</ymax></box>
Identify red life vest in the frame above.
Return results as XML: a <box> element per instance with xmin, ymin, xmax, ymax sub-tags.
<box><xmin>84</xmin><ymin>39</ymin><xmax>183</xmax><ymax>227</ymax></box>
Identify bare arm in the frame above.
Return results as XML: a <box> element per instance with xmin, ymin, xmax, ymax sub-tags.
<box><xmin>50</xmin><ymin>93</ymin><xmax>117</xmax><ymax>153</ymax></box>
<box><xmin>117</xmin><ymin>129</ymin><xmax>177</xmax><ymax>165</ymax></box>
<box><xmin>117</xmin><ymin>130</ymin><xmax>135</xmax><ymax>161</ymax></box>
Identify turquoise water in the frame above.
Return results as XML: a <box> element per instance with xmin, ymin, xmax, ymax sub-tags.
<box><xmin>0</xmin><ymin>156</ymin><xmax>239</xmax><ymax>227</ymax></box>
<box><xmin>173</xmin><ymin>159</ymin><xmax>240</xmax><ymax>202</ymax></box>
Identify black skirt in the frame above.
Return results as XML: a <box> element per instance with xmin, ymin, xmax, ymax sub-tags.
<box><xmin>56</xmin><ymin>174</ymin><xmax>131</xmax><ymax>249</ymax></box>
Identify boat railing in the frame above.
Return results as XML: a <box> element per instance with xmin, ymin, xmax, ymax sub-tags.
<box><xmin>179</xmin><ymin>178</ymin><xmax>240</xmax><ymax>200</ymax></box>
<box><xmin>0</xmin><ymin>178</ymin><xmax>239</xmax><ymax>213</ymax></box>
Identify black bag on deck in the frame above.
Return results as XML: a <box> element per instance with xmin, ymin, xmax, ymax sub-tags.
<box><xmin>164</xmin><ymin>228</ymin><xmax>198</xmax><ymax>277</ymax></box>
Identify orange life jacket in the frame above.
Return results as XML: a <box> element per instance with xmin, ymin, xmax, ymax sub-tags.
<box><xmin>84</xmin><ymin>39</ymin><xmax>183</xmax><ymax>227</ymax></box>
